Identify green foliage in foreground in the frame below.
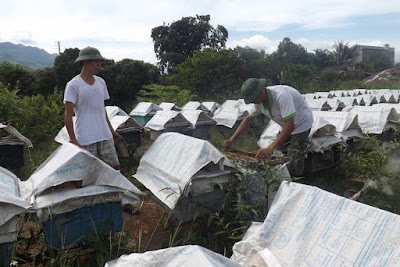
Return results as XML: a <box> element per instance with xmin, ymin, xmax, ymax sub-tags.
<box><xmin>0</xmin><ymin>83</ymin><xmax>64</xmax><ymax>145</ymax></box>
<box><xmin>136</xmin><ymin>83</ymin><xmax>196</xmax><ymax>107</ymax></box>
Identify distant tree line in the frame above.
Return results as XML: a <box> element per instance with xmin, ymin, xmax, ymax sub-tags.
<box><xmin>0</xmin><ymin>15</ymin><xmax>395</xmax><ymax>112</ymax></box>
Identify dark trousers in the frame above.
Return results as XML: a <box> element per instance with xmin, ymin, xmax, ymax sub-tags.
<box><xmin>280</xmin><ymin>129</ymin><xmax>311</xmax><ymax>177</ymax></box>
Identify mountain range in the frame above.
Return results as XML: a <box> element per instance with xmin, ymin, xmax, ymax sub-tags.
<box><xmin>0</xmin><ymin>42</ymin><xmax>57</xmax><ymax>69</ymax></box>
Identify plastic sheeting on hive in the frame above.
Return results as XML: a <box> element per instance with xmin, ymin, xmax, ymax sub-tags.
<box><xmin>159</xmin><ymin>102</ymin><xmax>181</xmax><ymax>111</ymax></box>
<box><xmin>133</xmin><ymin>133</ymin><xmax>234</xmax><ymax>209</ymax></box>
<box><xmin>309</xmin><ymin>116</ymin><xmax>343</xmax><ymax>152</ymax></box>
<box><xmin>180</xmin><ymin>110</ymin><xmax>216</xmax><ymax>129</ymax></box>
<box><xmin>314</xmin><ymin>92</ymin><xmax>333</xmax><ymax>98</ymax></box>
<box><xmin>231</xmin><ymin>181</ymin><xmax>400</xmax><ymax>266</ymax></box>
<box><xmin>312</xmin><ymin>111</ymin><xmax>365</xmax><ymax>142</ymax></box>
<box><xmin>105</xmin><ymin>245</ymin><xmax>241</xmax><ymax>267</ymax></box>
<box><xmin>129</xmin><ymin>102</ymin><xmax>161</xmax><ymax>117</ymax></box>
<box><xmin>213</xmin><ymin>107</ymin><xmax>249</xmax><ymax>128</ymax></box>
<box><xmin>336</xmin><ymin>97</ymin><xmax>358</xmax><ymax>107</ymax></box>
<box><xmin>145</xmin><ymin>110</ymin><xmax>192</xmax><ymax>131</ymax></box>
<box><xmin>345</xmin><ymin>105</ymin><xmax>400</xmax><ymax>134</ymax></box>
<box><xmin>257</xmin><ymin>120</ymin><xmax>282</xmax><ymax>149</ymax></box>
<box><xmin>20</xmin><ymin>144</ymin><xmax>144</xmax><ymax>212</ymax></box>
<box><xmin>305</xmin><ymin>99</ymin><xmax>331</xmax><ymax>111</ymax></box>
<box><xmin>181</xmin><ymin>101</ymin><xmax>207</xmax><ymax>111</ymax></box>
<box><xmin>201</xmin><ymin>101</ymin><xmax>220</xmax><ymax>115</ymax></box>
<box><xmin>0</xmin><ymin>167</ymin><xmax>31</xmax><ymax>242</ymax></box>
<box><xmin>0</xmin><ymin>123</ymin><xmax>33</xmax><ymax>148</ymax></box>
<box><xmin>360</xmin><ymin>94</ymin><xmax>378</xmax><ymax>106</ymax></box>
<box><xmin>326</xmin><ymin>99</ymin><xmax>345</xmax><ymax>111</ymax></box>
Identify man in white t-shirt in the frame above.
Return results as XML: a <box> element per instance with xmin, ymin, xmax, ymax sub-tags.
<box><xmin>223</xmin><ymin>78</ymin><xmax>313</xmax><ymax>177</ymax></box>
<box><xmin>64</xmin><ymin>46</ymin><xmax>122</xmax><ymax>170</ymax></box>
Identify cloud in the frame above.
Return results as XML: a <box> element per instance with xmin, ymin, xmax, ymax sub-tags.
<box><xmin>1</xmin><ymin>0</ymin><xmax>400</xmax><ymax>63</ymax></box>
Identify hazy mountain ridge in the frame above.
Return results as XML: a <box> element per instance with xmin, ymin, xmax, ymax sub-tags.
<box><xmin>0</xmin><ymin>42</ymin><xmax>57</xmax><ymax>69</ymax></box>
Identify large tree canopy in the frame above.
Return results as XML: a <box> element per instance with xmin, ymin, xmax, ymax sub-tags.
<box><xmin>151</xmin><ymin>15</ymin><xmax>228</xmax><ymax>73</ymax></box>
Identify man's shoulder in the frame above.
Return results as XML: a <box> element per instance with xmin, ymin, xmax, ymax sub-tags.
<box><xmin>66</xmin><ymin>75</ymin><xmax>81</xmax><ymax>87</ymax></box>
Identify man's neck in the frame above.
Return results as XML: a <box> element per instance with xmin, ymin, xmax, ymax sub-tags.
<box><xmin>80</xmin><ymin>69</ymin><xmax>95</xmax><ymax>85</ymax></box>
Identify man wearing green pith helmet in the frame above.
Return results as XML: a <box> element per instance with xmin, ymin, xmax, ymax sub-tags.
<box><xmin>64</xmin><ymin>46</ymin><xmax>122</xmax><ymax>170</ymax></box>
<box><xmin>223</xmin><ymin>78</ymin><xmax>313</xmax><ymax>177</ymax></box>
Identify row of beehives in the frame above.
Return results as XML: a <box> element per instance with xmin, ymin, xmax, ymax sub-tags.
<box><xmin>305</xmin><ymin>88</ymin><xmax>400</xmax><ymax>111</ymax></box>
<box><xmin>54</xmin><ymin>100</ymin><xmax>255</xmax><ymax>153</ymax></box>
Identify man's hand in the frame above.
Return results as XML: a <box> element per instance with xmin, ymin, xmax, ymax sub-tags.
<box><xmin>256</xmin><ymin>147</ymin><xmax>273</xmax><ymax>159</ymax></box>
<box><xmin>112</xmin><ymin>130</ymin><xmax>123</xmax><ymax>140</ymax></box>
<box><xmin>223</xmin><ymin>139</ymin><xmax>234</xmax><ymax>151</ymax></box>
<box><xmin>69</xmin><ymin>138</ymin><xmax>81</xmax><ymax>147</ymax></box>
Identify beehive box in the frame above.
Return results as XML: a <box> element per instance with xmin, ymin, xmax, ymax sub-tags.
<box><xmin>133</xmin><ymin>115</ymin><xmax>153</xmax><ymax>126</ymax></box>
<box><xmin>43</xmin><ymin>201</ymin><xmax>123</xmax><ymax>248</ymax></box>
<box><xmin>0</xmin><ymin>137</ymin><xmax>24</xmax><ymax>169</ymax></box>
<box><xmin>117</xmin><ymin>126</ymin><xmax>142</xmax><ymax>150</ymax></box>
<box><xmin>0</xmin><ymin>242</ymin><xmax>13</xmax><ymax>267</ymax></box>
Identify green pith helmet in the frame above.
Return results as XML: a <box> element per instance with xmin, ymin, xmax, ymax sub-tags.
<box><xmin>241</xmin><ymin>78</ymin><xmax>267</xmax><ymax>104</ymax></box>
<box><xmin>74</xmin><ymin>46</ymin><xmax>106</xmax><ymax>63</ymax></box>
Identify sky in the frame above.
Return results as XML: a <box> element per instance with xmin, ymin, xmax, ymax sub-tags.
<box><xmin>1</xmin><ymin>0</ymin><xmax>400</xmax><ymax>64</ymax></box>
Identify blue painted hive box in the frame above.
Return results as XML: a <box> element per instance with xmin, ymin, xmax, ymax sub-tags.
<box><xmin>0</xmin><ymin>242</ymin><xmax>14</xmax><ymax>266</ymax></box>
<box><xmin>43</xmin><ymin>201</ymin><xmax>123</xmax><ymax>248</ymax></box>
<box><xmin>134</xmin><ymin>115</ymin><xmax>153</xmax><ymax>126</ymax></box>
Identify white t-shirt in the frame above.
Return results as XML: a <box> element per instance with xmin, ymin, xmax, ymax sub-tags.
<box><xmin>64</xmin><ymin>75</ymin><xmax>112</xmax><ymax>145</ymax></box>
<box><xmin>249</xmin><ymin>85</ymin><xmax>313</xmax><ymax>134</ymax></box>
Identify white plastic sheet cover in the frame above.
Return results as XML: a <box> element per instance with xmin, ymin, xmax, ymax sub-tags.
<box><xmin>159</xmin><ymin>102</ymin><xmax>181</xmax><ymax>111</ymax></box>
<box><xmin>201</xmin><ymin>101</ymin><xmax>220</xmax><ymax>114</ymax></box>
<box><xmin>309</xmin><ymin>116</ymin><xmax>343</xmax><ymax>152</ymax></box>
<box><xmin>213</xmin><ymin>107</ymin><xmax>249</xmax><ymax>128</ymax></box>
<box><xmin>329</xmin><ymin>90</ymin><xmax>349</xmax><ymax>97</ymax></box>
<box><xmin>336</xmin><ymin>97</ymin><xmax>358</xmax><ymax>107</ymax></box>
<box><xmin>360</xmin><ymin>94</ymin><xmax>378</xmax><ymax>106</ymax></box>
<box><xmin>303</xmin><ymin>93</ymin><xmax>316</xmax><ymax>100</ymax></box>
<box><xmin>326</xmin><ymin>99</ymin><xmax>345</xmax><ymax>111</ymax></box>
<box><xmin>0</xmin><ymin>123</ymin><xmax>33</xmax><ymax>147</ymax></box>
<box><xmin>0</xmin><ymin>167</ymin><xmax>30</xmax><ymax>227</ymax></box>
<box><xmin>106</xmin><ymin>106</ymin><xmax>129</xmax><ymax>117</ymax></box>
<box><xmin>181</xmin><ymin>101</ymin><xmax>207</xmax><ymax>111</ymax></box>
<box><xmin>232</xmin><ymin>182</ymin><xmax>400</xmax><ymax>267</ymax></box>
<box><xmin>0</xmin><ymin>216</ymin><xmax>18</xmax><ymax>243</ymax></box>
<box><xmin>305</xmin><ymin>99</ymin><xmax>331</xmax><ymax>111</ymax></box>
<box><xmin>20</xmin><ymin>143</ymin><xmax>144</xmax><ymax>208</ymax></box>
<box><xmin>314</xmin><ymin>92</ymin><xmax>333</xmax><ymax>99</ymax></box>
<box><xmin>105</xmin><ymin>245</ymin><xmax>241</xmax><ymax>267</ymax></box>
<box><xmin>346</xmin><ymin>105</ymin><xmax>400</xmax><ymax>134</ymax></box>
<box><xmin>312</xmin><ymin>111</ymin><xmax>365</xmax><ymax>142</ymax></box>
<box><xmin>133</xmin><ymin>132</ymin><xmax>234</xmax><ymax>209</ymax></box>
<box><xmin>145</xmin><ymin>110</ymin><xmax>192</xmax><ymax>131</ymax></box>
<box><xmin>257</xmin><ymin>120</ymin><xmax>282</xmax><ymax>149</ymax></box>
<box><xmin>129</xmin><ymin>102</ymin><xmax>161</xmax><ymax>116</ymax></box>
<box><xmin>181</xmin><ymin>110</ymin><xmax>216</xmax><ymax>129</ymax></box>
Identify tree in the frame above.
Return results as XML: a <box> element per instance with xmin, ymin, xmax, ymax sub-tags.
<box><xmin>53</xmin><ymin>48</ymin><xmax>81</xmax><ymax>90</ymax></box>
<box><xmin>32</xmin><ymin>67</ymin><xmax>57</xmax><ymax>95</ymax></box>
<box><xmin>312</xmin><ymin>49</ymin><xmax>335</xmax><ymax>68</ymax></box>
<box><xmin>233</xmin><ymin>46</ymin><xmax>273</xmax><ymax>79</ymax></box>
<box><xmin>268</xmin><ymin>37</ymin><xmax>311</xmax><ymax>83</ymax></box>
<box><xmin>168</xmin><ymin>48</ymin><xmax>245</xmax><ymax>100</ymax></box>
<box><xmin>0</xmin><ymin>62</ymin><xmax>35</xmax><ymax>95</ymax></box>
<box><xmin>331</xmin><ymin>41</ymin><xmax>358</xmax><ymax>65</ymax></box>
<box><xmin>151</xmin><ymin>15</ymin><xmax>228</xmax><ymax>73</ymax></box>
<box><xmin>99</xmin><ymin>59</ymin><xmax>159</xmax><ymax>110</ymax></box>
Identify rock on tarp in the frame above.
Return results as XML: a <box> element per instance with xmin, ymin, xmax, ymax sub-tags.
<box><xmin>133</xmin><ymin>132</ymin><xmax>234</xmax><ymax>210</ymax></box>
<box><xmin>105</xmin><ymin>245</ymin><xmax>241</xmax><ymax>267</ymax></box>
<box><xmin>231</xmin><ymin>182</ymin><xmax>400</xmax><ymax>266</ymax></box>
